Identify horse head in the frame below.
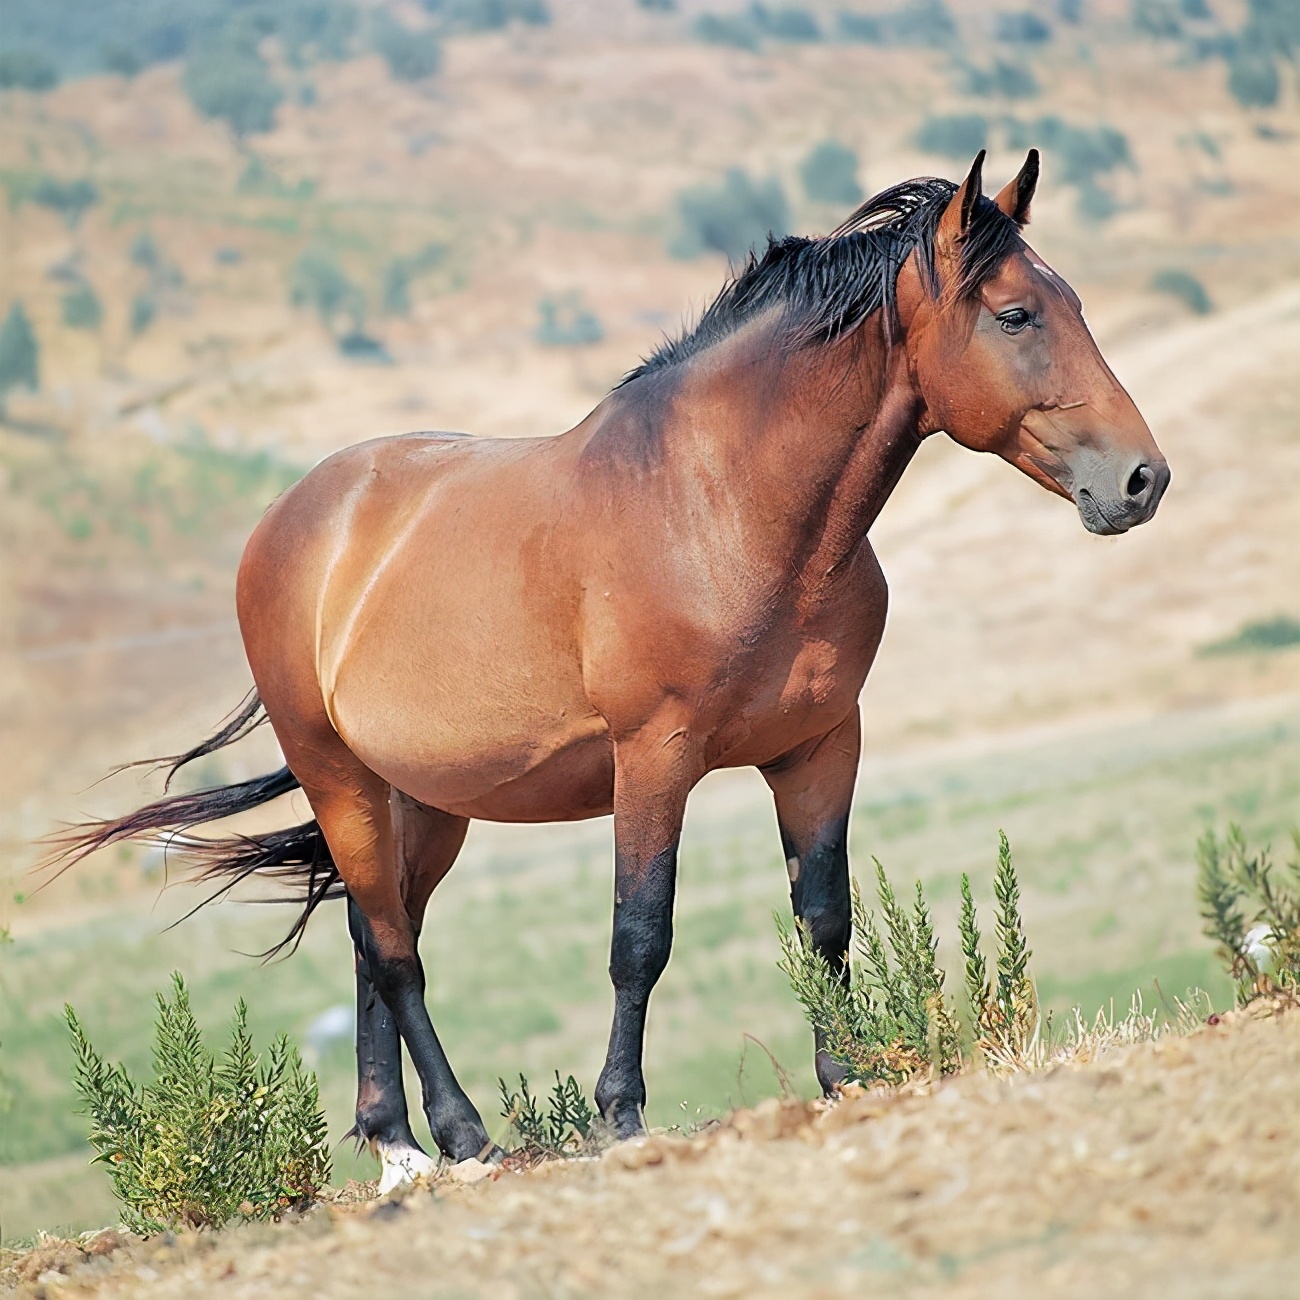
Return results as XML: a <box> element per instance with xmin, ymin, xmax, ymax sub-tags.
<box><xmin>898</xmin><ymin>150</ymin><xmax>1169</xmax><ymax>535</ymax></box>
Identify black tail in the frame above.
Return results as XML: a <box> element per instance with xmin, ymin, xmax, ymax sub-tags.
<box><xmin>42</xmin><ymin>691</ymin><xmax>344</xmax><ymax>958</ymax></box>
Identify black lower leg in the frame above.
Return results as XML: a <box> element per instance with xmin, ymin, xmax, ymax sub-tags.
<box><xmin>347</xmin><ymin>897</ymin><xmax>421</xmax><ymax>1152</ymax></box>
<box><xmin>351</xmin><ymin>899</ymin><xmax>491</xmax><ymax>1162</ymax></box>
<box><xmin>783</xmin><ymin>814</ymin><xmax>852</xmax><ymax>1093</ymax></box>
<box><xmin>595</xmin><ymin>846</ymin><xmax>677</xmax><ymax>1138</ymax></box>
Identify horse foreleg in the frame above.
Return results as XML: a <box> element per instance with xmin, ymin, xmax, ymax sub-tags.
<box><xmin>761</xmin><ymin>709</ymin><xmax>861</xmax><ymax>1094</ymax></box>
<box><xmin>594</xmin><ymin>724</ymin><xmax>696</xmax><ymax>1138</ymax></box>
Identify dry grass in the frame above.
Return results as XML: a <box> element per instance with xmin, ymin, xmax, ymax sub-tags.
<box><xmin>6</xmin><ymin>999</ymin><xmax>1298</xmax><ymax>1298</ymax></box>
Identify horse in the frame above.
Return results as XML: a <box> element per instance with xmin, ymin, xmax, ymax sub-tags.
<box><xmin>47</xmin><ymin>151</ymin><xmax>1169</xmax><ymax>1189</ymax></box>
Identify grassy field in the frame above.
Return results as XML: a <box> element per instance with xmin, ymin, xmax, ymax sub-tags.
<box><xmin>4</xmin><ymin>689</ymin><xmax>1295</xmax><ymax>1243</ymax></box>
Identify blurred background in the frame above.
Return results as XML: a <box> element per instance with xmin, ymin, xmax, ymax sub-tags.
<box><xmin>1</xmin><ymin>0</ymin><xmax>1297</xmax><ymax>1242</ymax></box>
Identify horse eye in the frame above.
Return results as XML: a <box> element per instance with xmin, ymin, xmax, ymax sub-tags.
<box><xmin>997</xmin><ymin>308</ymin><xmax>1035</xmax><ymax>335</ymax></box>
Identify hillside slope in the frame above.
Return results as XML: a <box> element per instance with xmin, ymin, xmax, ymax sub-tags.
<box><xmin>8</xmin><ymin>1004</ymin><xmax>1298</xmax><ymax>1299</ymax></box>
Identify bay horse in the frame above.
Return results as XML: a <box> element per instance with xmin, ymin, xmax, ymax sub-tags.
<box><xmin>49</xmin><ymin>152</ymin><xmax>1168</xmax><ymax>1188</ymax></box>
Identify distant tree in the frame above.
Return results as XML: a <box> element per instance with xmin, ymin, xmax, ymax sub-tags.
<box><xmin>290</xmin><ymin>246</ymin><xmax>363</xmax><ymax>332</ymax></box>
<box><xmin>0</xmin><ymin>303</ymin><xmax>39</xmax><ymax>402</ymax></box>
<box><xmin>31</xmin><ymin>178</ymin><xmax>99</xmax><ymax>228</ymax></box>
<box><xmin>671</xmin><ymin>169</ymin><xmax>791</xmax><ymax>261</ymax></box>
<box><xmin>183</xmin><ymin>18</ymin><xmax>284</xmax><ymax>138</ymax></box>
<box><xmin>381</xmin><ymin>243</ymin><xmax>447</xmax><ymax>315</ymax></box>
<box><xmin>535</xmin><ymin>293</ymin><xmax>603</xmax><ymax>347</ymax></box>
<box><xmin>963</xmin><ymin>59</ymin><xmax>1039</xmax><ymax>98</ymax></box>
<box><xmin>695</xmin><ymin>14</ymin><xmax>762</xmax><ymax>49</ymax></box>
<box><xmin>637</xmin><ymin>0</ymin><xmax>677</xmax><ymax>9</ymax></box>
<box><xmin>430</xmin><ymin>0</ymin><xmax>552</xmax><ymax>31</ymax></box>
<box><xmin>0</xmin><ymin>50</ymin><xmax>58</xmax><ymax>91</ymax></box>
<box><xmin>1228</xmin><ymin>47</ymin><xmax>1281</xmax><ymax>106</ymax></box>
<box><xmin>837</xmin><ymin>13</ymin><xmax>883</xmax><ymax>43</ymax></box>
<box><xmin>1131</xmin><ymin>0</ymin><xmax>1182</xmax><ymax>38</ymax></box>
<box><xmin>799</xmin><ymin>141</ymin><xmax>863</xmax><ymax>205</ymax></box>
<box><xmin>996</xmin><ymin>12</ymin><xmax>1052</xmax><ymax>43</ymax></box>
<box><xmin>371</xmin><ymin>13</ymin><xmax>442</xmax><ymax>82</ymax></box>
<box><xmin>130</xmin><ymin>293</ymin><xmax>157</xmax><ymax>335</ymax></box>
<box><xmin>915</xmin><ymin>114</ymin><xmax>988</xmax><ymax>159</ymax></box>
<box><xmin>750</xmin><ymin>4</ymin><xmax>821</xmax><ymax>41</ymax></box>
<box><xmin>62</xmin><ymin>283</ymin><xmax>103</xmax><ymax>330</ymax></box>
<box><xmin>102</xmin><ymin>43</ymin><xmax>142</xmax><ymax>78</ymax></box>
<box><xmin>1152</xmin><ymin>269</ymin><xmax>1212</xmax><ymax>314</ymax></box>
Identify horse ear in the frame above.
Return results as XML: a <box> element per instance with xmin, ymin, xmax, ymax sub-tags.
<box><xmin>935</xmin><ymin>150</ymin><xmax>986</xmax><ymax>284</ymax></box>
<box><xmin>994</xmin><ymin>149</ymin><xmax>1040</xmax><ymax>227</ymax></box>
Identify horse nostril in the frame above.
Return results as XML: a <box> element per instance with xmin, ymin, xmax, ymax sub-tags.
<box><xmin>1125</xmin><ymin>464</ymin><xmax>1154</xmax><ymax>499</ymax></box>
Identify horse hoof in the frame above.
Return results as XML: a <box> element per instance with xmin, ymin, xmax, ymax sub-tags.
<box><xmin>377</xmin><ymin>1142</ymin><xmax>439</xmax><ymax>1195</ymax></box>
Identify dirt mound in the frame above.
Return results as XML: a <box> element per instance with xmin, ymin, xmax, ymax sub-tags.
<box><xmin>8</xmin><ymin>1003</ymin><xmax>1297</xmax><ymax>1299</ymax></box>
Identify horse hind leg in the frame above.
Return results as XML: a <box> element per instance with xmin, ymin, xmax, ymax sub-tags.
<box><xmin>351</xmin><ymin>796</ymin><xmax>472</xmax><ymax>1191</ymax></box>
<box><xmin>299</xmin><ymin>759</ymin><xmax>491</xmax><ymax>1167</ymax></box>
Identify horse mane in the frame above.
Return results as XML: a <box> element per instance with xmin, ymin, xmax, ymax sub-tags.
<box><xmin>620</xmin><ymin>177</ymin><xmax>1021</xmax><ymax>387</ymax></box>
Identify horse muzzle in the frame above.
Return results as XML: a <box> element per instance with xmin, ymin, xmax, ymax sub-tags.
<box><xmin>1073</xmin><ymin>455</ymin><xmax>1170</xmax><ymax>535</ymax></box>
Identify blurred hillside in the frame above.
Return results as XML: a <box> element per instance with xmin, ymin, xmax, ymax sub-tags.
<box><xmin>1</xmin><ymin>0</ymin><xmax>1299</xmax><ymax>1241</ymax></box>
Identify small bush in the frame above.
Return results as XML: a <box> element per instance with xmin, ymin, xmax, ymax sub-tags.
<box><xmin>184</xmin><ymin>35</ymin><xmax>283</xmax><ymax>138</ymax></box>
<box><xmin>536</xmin><ymin>293</ymin><xmax>603</xmax><ymax>346</ymax></box>
<box><xmin>799</xmin><ymin>140</ymin><xmax>862</xmax><ymax>205</ymax></box>
<box><xmin>372</xmin><ymin>13</ymin><xmax>441</xmax><ymax>82</ymax></box>
<box><xmin>1198</xmin><ymin>825</ymin><xmax>1300</xmax><ymax>1005</ymax></box>
<box><xmin>1200</xmin><ymin>616</ymin><xmax>1300</xmax><ymax>655</ymax></box>
<box><xmin>0</xmin><ymin>303</ymin><xmax>40</xmax><ymax>399</ymax></box>
<box><xmin>1152</xmin><ymin>268</ymin><xmax>1212</xmax><ymax>314</ymax></box>
<box><xmin>671</xmin><ymin>168</ymin><xmax>791</xmax><ymax>261</ymax></box>
<box><xmin>31</xmin><ymin>178</ymin><xmax>99</xmax><ymax>228</ymax></box>
<box><xmin>66</xmin><ymin>973</ymin><xmax>331</xmax><ymax>1234</ymax></box>
<box><xmin>1131</xmin><ymin>0</ymin><xmax>1182</xmax><ymax>37</ymax></box>
<box><xmin>103</xmin><ymin>43</ymin><xmax>143</xmax><ymax>78</ymax></box>
<box><xmin>996</xmin><ymin>12</ymin><xmax>1052</xmax><ymax>43</ymax></box>
<box><xmin>498</xmin><ymin>1072</ymin><xmax>596</xmax><ymax>1158</ymax></box>
<box><xmin>433</xmin><ymin>0</ymin><xmax>552</xmax><ymax>31</ymax></box>
<box><xmin>837</xmin><ymin>12</ymin><xmax>883</xmax><ymax>42</ymax></box>
<box><xmin>962</xmin><ymin>59</ymin><xmax>1039</xmax><ymax>98</ymax></box>
<box><xmin>336</xmin><ymin>331</ymin><xmax>391</xmax><ymax>362</ymax></box>
<box><xmin>61</xmin><ymin>283</ymin><xmax>103</xmax><ymax>330</ymax></box>
<box><xmin>915</xmin><ymin>113</ymin><xmax>988</xmax><ymax>159</ymax></box>
<box><xmin>751</xmin><ymin>4</ymin><xmax>822</xmax><ymax>41</ymax></box>
<box><xmin>1227</xmin><ymin>48</ymin><xmax>1280</xmax><ymax>108</ymax></box>
<box><xmin>0</xmin><ymin>49</ymin><xmax>59</xmax><ymax>90</ymax></box>
<box><xmin>695</xmin><ymin>14</ymin><xmax>762</xmax><ymax>50</ymax></box>
<box><xmin>381</xmin><ymin>243</ymin><xmax>447</xmax><ymax>315</ymax></box>
<box><xmin>290</xmin><ymin>246</ymin><xmax>364</xmax><ymax>332</ymax></box>
<box><xmin>637</xmin><ymin>0</ymin><xmax>677</xmax><ymax>9</ymax></box>
<box><xmin>778</xmin><ymin>833</ymin><xmax>1037</xmax><ymax>1083</ymax></box>
<box><xmin>130</xmin><ymin>293</ymin><xmax>157</xmax><ymax>335</ymax></box>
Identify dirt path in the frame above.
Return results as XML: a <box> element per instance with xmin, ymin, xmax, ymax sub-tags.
<box><xmin>8</xmin><ymin>1005</ymin><xmax>1297</xmax><ymax>1299</ymax></box>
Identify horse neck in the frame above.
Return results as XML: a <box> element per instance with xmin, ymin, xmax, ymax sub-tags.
<box><xmin>678</xmin><ymin>315</ymin><xmax>923</xmax><ymax>585</ymax></box>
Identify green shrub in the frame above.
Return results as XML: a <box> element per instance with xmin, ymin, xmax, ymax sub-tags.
<box><xmin>498</xmin><ymin>1072</ymin><xmax>595</xmax><ymax>1157</ymax></box>
<box><xmin>838</xmin><ymin>0</ymin><xmax>954</xmax><ymax>47</ymax></box>
<box><xmin>962</xmin><ymin>59</ymin><xmax>1039</xmax><ymax>98</ymax></box>
<box><xmin>777</xmin><ymin>833</ymin><xmax>1037</xmax><ymax>1084</ymax></box>
<box><xmin>535</xmin><ymin>292</ymin><xmax>603</xmax><ymax>346</ymax></box>
<box><xmin>751</xmin><ymin>4</ymin><xmax>821</xmax><ymax>41</ymax></box>
<box><xmin>130</xmin><ymin>293</ymin><xmax>157</xmax><ymax>335</ymax></box>
<box><xmin>1228</xmin><ymin>47</ymin><xmax>1280</xmax><ymax>107</ymax></box>
<box><xmin>915</xmin><ymin>113</ymin><xmax>988</xmax><ymax>159</ymax></box>
<box><xmin>61</xmin><ymin>282</ymin><xmax>103</xmax><ymax>330</ymax></box>
<box><xmin>799</xmin><ymin>140</ymin><xmax>862</xmax><ymax>205</ymax></box>
<box><xmin>637</xmin><ymin>0</ymin><xmax>677</xmax><ymax>9</ymax></box>
<box><xmin>996</xmin><ymin>12</ymin><xmax>1052</xmax><ymax>43</ymax></box>
<box><xmin>382</xmin><ymin>243</ymin><xmax>448</xmax><ymax>315</ymax></box>
<box><xmin>432</xmin><ymin>0</ymin><xmax>552</xmax><ymax>31</ymax></box>
<box><xmin>695</xmin><ymin>13</ymin><xmax>762</xmax><ymax>49</ymax></box>
<box><xmin>0</xmin><ymin>49</ymin><xmax>59</xmax><ymax>90</ymax></box>
<box><xmin>184</xmin><ymin>29</ymin><xmax>283</xmax><ymax>138</ymax></box>
<box><xmin>1131</xmin><ymin>0</ymin><xmax>1182</xmax><ymax>38</ymax></box>
<box><xmin>290</xmin><ymin>246</ymin><xmax>364</xmax><ymax>332</ymax></box>
<box><xmin>65</xmin><ymin>973</ymin><xmax>330</xmax><ymax>1234</ymax></box>
<box><xmin>1198</xmin><ymin>826</ymin><xmax>1300</xmax><ymax>1005</ymax></box>
<box><xmin>372</xmin><ymin>13</ymin><xmax>441</xmax><ymax>82</ymax></box>
<box><xmin>1152</xmin><ymin>268</ymin><xmax>1212</xmax><ymax>314</ymax></box>
<box><xmin>31</xmin><ymin>177</ymin><xmax>99</xmax><ymax>228</ymax></box>
<box><xmin>671</xmin><ymin>168</ymin><xmax>791</xmax><ymax>260</ymax></box>
<box><xmin>1200</xmin><ymin>616</ymin><xmax>1300</xmax><ymax>655</ymax></box>
<box><xmin>0</xmin><ymin>302</ymin><xmax>40</xmax><ymax>399</ymax></box>
<box><xmin>103</xmin><ymin>43</ymin><xmax>143</xmax><ymax>78</ymax></box>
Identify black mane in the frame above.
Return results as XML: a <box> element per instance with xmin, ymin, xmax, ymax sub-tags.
<box><xmin>621</xmin><ymin>177</ymin><xmax>1021</xmax><ymax>386</ymax></box>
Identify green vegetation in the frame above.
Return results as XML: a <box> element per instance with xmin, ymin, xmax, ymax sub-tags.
<box><xmin>30</xmin><ymin>178</ymin><xmax>99</xmax><ymax>228</ymax></box>
<box><xmin>66</xmin><ymin>974</ymin><xmax>329</xmax><ymax>1233</ymax></box>
<box><xmin>915</xmin><ymin>114</ymin><xmax>988</xmax><ymax>159</ymax></box>
<box><xmin>1198</xmin><ymin>826</ymin><xmax>1300</xmax><ymax>1004</ymax></box>
<box><xmin>799</xmin><ymin>140</ymin><xmax>862</xmax><ymax>206</ymax></box>
<box><xmin>1006</xmin><ymin>116</ymin><xmax>1133</xmax><ymax>220</ymax></box>
<box><xmin>835</xmin><ymin>1</ymin><xmax>955</xmax><ymax>47</ymax></box>
<box><xmin>183</xmin><ymin>20</ymin><xmax>283</xmax><ymax>138</ymax></box>
<box><xmin>498</xmin><ymin>1073</ymin><xmax>596</xmax><ymax>1157</ymax></box>
<box><xmin>290</xmin><ymin>246</ymin><xmax>364</xmax><ymax>334</ymax></box>
<box><xmin>432</xmin><ymin>0</ymin><xmax>553</xmax><ymax>32</ymax></box>
<box><xmin>1152</xmin><ymin>268</ymin><xmax>1212</xmax><ymax>314</ymax></box>
<box><xmin>381</xmin><ymin>243</ymin><xmax>448</xmax><ymax>316</ymax></box>
<box><xmin>996</xmin><ymin>12</ymin><xmax>1052</xmax><ymax>44</ymax></box>
<box><xmin>1201</xmin><ymin>617</ymin><xmax>1300</xmax><ymax>655</ymax></box>
<box><xmin>671</xmin><ymin>168</ymin><xmax>790</xmax><ymax>260</ymax></box>
<box><xmin>60</xmin><ymin>283</ymin><xmax>103</xmax><ymax>331</ymax></box>
<box><xmin>0</xmin><ymin>50</ymin><xmax>58</xmax><ymax>90</ymax></box>
<box><xmin>371</xmin><ymin>12</ymin><xmax>441</xmax><ymax>83</ymax></box>
<box><xmin>777</xmin><ymin>835</ymin><xmax>1032</xmax><ymax>1084</ymax></box>
<box><xmin>535</xmin><ymin>293</ymin><xmax>603</xmax><ymax>347</ymax></box>
<box><xmin>0</xmin><ymin>303</ymin><xmax>40</xmax><ymax>402</ymax></box>
<box><xmin>961</xmin><ymin>59</ymin><xmax>1039</xmax><ymax>99</ymax></box>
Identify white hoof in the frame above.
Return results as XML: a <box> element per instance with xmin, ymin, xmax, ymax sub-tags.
<box><xmin>377</xmin><ymin>1143</ymin><xmax>439</xmax><ymax>1194</ymax></box>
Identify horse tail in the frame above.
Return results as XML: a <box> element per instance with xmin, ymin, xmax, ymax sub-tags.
<box><xmin>42</xmin><ymin>690</ymin><xmax>344</xmax><ymax>958</ymax></box>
